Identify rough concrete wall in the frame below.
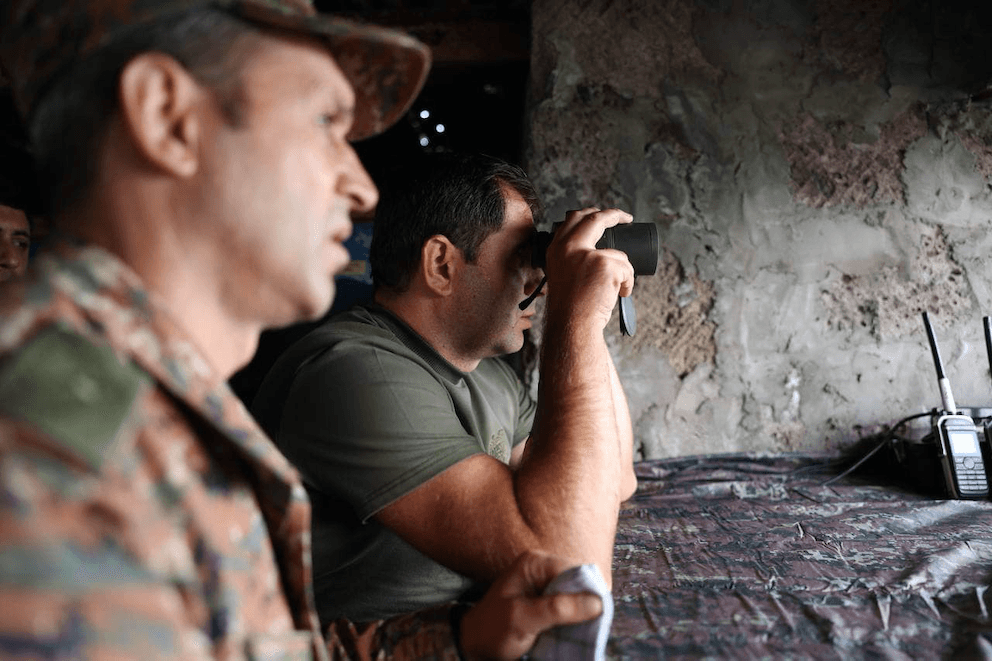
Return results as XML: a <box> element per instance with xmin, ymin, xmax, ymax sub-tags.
<box><xmin>527</xmin><ymin>0</ymin><xmax>992</xmax><ymax>459</ymax></box>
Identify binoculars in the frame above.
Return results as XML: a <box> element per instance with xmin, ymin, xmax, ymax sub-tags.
<box><xmin>531</xmin><ymin>221</ymin><xmax>659</xmax><ymax>276</ymax></box>
<box><xmin>521</xmin><ymin>221</ymin><xmax>660</xmax><ymax>337</ymax></box>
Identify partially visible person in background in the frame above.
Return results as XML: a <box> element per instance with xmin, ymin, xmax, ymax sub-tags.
<box><xmin>0</xmin><ymin>180</ymin><xmax>31</xmax><ymax>282</ymax></box>
<box><xmin>0</xmin><ymin>80</ymin><xmax>37</xmax><ymax>283</ymax></box>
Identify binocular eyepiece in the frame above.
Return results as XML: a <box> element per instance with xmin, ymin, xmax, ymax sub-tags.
<box><xmin>531</xmin><ymin>221</ymin><xmax>660</xmax><ymax>276</ymax></box>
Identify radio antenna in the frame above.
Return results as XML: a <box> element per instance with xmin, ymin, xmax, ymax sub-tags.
<box><xmin>923</xmin><ymin>311</ymin><xmax>957</xmax><ymax>414</ymax></box>
<box><xmin>984</xmin><ymin>316</ymin><xmax>992</xmax><ymax>393</ymax></box>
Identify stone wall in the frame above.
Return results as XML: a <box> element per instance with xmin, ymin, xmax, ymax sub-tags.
<box><xmin>527</xmin><ymin>0</ymin><xmax>992</xmax><ymax>458</ymax></box>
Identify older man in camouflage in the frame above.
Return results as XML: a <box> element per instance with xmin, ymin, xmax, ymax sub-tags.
<box><xmin>0</xmin><ymin>1</ymin><xmax>603</xmax><ymax>659</ymax></box>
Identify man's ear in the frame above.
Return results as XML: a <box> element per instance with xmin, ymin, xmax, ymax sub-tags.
<box><xmin>421</xmin><ymin>235</ymin><xmax>461</xmax><ymax>296</ymax></box>
<box><xmin>117</xmin><ymin>53</ymin><xmax>205</xmax><ymax>178</ymax></box>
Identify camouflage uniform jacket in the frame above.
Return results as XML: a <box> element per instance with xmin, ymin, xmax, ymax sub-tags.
<box><xmin>0</xmin><ymin>242</ymin><xmax>460</xmax><ymax>660</ymax></box>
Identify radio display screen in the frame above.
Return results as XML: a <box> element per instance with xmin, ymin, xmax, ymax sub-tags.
<box><xmin>949</xmin><ymin>430</ymin><xmax>979</xmax><ymax>455</ymax></box>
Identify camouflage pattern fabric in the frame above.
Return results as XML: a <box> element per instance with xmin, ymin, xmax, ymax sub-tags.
<box><xmin>609</xmin><ymin>453</ymin><xmax>992</xmax><ymax>659</ymax></box>
<box><xmin>0</xmin><ymin>241</ymin><xmax>459</xmax><ymax>660</ymax></box>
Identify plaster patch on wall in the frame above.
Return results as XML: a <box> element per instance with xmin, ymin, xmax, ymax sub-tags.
<box><xmin>808</xmin><ymin>0</ymin><xmax>893</xmax><ymax>82</ymax></box>
<box><xmin>956</xmin><ymin>132</ymin><xmax>992</xmax><ymax>185</ymax></box>
<box><xmin>750</xmin><ymin>366</ymin><xmax>807</xmax><ymax>451</ymax></box>
<box><xmin>778</xmin><ymin>105</ymin><xmax>927</xmax><ymax>208</ymax></box>
<box><xmin>938</xmin><ymin>101</ymin><xmax>992</xmax><ymax>185</ymax></box>
<box><xmin>763</xmin><ymin>415</ymin><xmax>807</xmax><ymax>451</ymax></box>
<box><xmin>529</xmin><ymin>105</ymin><xmax>623</xmax><ymax>209</ymax></box>
<box><xmin>820</xmin><ymin>225</ymin><xmax>972</xmax><ymax>341</ymax></box>
<box><xmin>742</xmin><ymin>392</ymin><xmax>806</xmax><ymax>452</ymax></box>
<box><xmin>610</xmin><ymin>249</ymin><xmax>716</xmax><ymax>378</ymax></box>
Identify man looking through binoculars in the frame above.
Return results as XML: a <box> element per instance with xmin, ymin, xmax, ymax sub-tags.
<box><xmin>252</xmin><ymin>152</ymin><xmax>640</xmax><ymax>626</ymax></box>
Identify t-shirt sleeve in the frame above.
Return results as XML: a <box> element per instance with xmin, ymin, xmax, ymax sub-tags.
<box><xmin>276</xmin><ymin>341</ymin><xmax>483</xmax><ymax>522</ymax></box>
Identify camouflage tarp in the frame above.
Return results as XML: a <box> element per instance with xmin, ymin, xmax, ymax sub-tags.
<box><xmin>609</xmin><ymin>453</ymin><xmax>992</xmax><ymax>659</ymax></box>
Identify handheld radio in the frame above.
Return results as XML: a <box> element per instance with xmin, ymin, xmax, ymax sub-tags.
<box><xmin>923</xmin><ymin>312</ymin><xmax>989</xmax><ymax>499</ymax></box>
<box><xmin>981</xmin><ymin>316</ymin><xmax>992</xmax><ymax>474</ymax></box>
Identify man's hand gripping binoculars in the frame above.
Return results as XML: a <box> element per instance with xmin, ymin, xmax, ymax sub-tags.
<box><xmin>519</xmin><ymin>220</ymin><xmax>660</xmax><ymax>336</ymax></box>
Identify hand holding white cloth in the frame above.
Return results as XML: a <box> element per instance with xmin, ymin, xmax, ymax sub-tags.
<box><xmin>529</xmin><ymin>563</ymin><xmax>614</xmax><ymax>661</ymax></box>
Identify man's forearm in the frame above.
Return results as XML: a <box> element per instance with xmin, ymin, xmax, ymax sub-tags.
<box><xmin>513</xmin><ymin>306</ymin><xmax>625</xmax><ymax>584</ymax></box>
<box><xmin>608</xmin><ymin>350</ymin><xmax>638</xmax><ymax>500</ymax></box>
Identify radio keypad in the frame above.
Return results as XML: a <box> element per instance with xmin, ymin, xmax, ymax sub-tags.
<box><xmin>954</xmin><ymin>456</ymin><xmax>989</xmax><ymax>492</ymax></box>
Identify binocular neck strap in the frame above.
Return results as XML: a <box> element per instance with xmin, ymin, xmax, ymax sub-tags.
<box><xmin>518</xmin><ymin>275</ymin><xmax>548</xmax><ymax>311</ymax></box>
<box><xmin>518</xmin><ymin>276</ymin><xmax>637</xmax><ymax>336</ymax></box>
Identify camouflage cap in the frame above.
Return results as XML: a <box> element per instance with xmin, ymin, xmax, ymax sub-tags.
<box><xmin>0</xmin><ymin>0</ymin><xmax>431</xmax><ymax>141</ymax></box>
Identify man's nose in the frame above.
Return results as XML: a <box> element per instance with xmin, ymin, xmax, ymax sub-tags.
<box><xmin>339</xmin><ymin>144</ymin><xmax>378</xmax><ymax>216</ymax></box>
<box><xmin>0</xmin><ymin>244</ymin><xmax>19</xmax><ymax>270</ymax></box>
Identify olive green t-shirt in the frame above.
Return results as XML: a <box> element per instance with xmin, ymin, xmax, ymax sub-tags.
<box><xmin>251</xmin><ymin>304</ymin><xmax>536</xmax><ymax>625</ymax></box>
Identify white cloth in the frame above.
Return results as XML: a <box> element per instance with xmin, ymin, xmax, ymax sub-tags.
<box><xmin>529</xmin><ymin>563</ymin><xmax>614</xmax><ymax>661</ymax></box>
